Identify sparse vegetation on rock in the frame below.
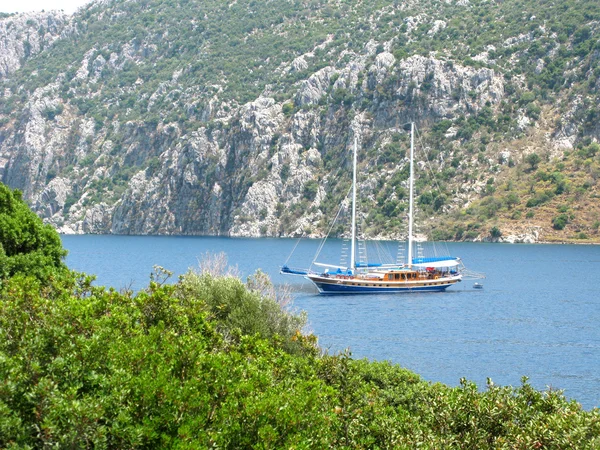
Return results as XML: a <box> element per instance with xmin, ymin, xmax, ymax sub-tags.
<box><xmin>0</xmin><ymin>0</ymin><xmax>599</xmax><ymax>242</ymax></box>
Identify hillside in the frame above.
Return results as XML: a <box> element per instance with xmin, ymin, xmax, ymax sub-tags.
<box><xmin>0</xmin><ymin>0</ymin><xmax>599</xmax><ymax>242</ymax></box>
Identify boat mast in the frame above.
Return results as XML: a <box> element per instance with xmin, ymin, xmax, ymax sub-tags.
<box><xmin>407</xmin><ymin>122</ymin><xmax>414</xmax><ymax>268</ymax></box>
<box><xmin>350</xmin><ymin>136</ymin><xmax>358</xmax><ymax>271</ymax></box>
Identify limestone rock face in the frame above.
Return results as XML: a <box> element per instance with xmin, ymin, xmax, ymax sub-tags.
<box><xmin>477</xmin><ymin>226</ymin><xmax>541</xmax><ymax>244</ymax></box>
<box><xmin>0</xmin><ymin>12</ymin><xmax>70</xmax><ymax>79</ymax></box>
<box><xmin>36</xmin><ymin>177</ymin><xmax>71</xmax><ymax>218</ymax></box>
<box><xmin>393</xmin><ymin>55</ymin><xmax>504</xmax><ymax>116</ymax></box>
<box><xmin>0</xmin><ymin>39</ymin><xmax>510</xmax><ymax>238</ymax></box>
<box><xmin>2</xmin><ymin>82</ymin><xmax>75</xmax><ymax>198</ymax></box>
<box><xmin>296</xmin><ymin>67</ymin><xmax>337</xmax><ymax>106</ymax></box>
<box><xmin>290</xmin><ymin>55</ymin><xmax>309</xmax><ymax>73</ymax></box>
<box><xmin>365</xmin><ymin>51</ymin><xmax>396</xmax><ymax>87</ymax></box>
<box><xmin>111</xmin><ymin>170</ymin><xmax>175</xmax><ymax>234</ymax></box>
<box><xmin>0</xmin><ymin>3</ymin><xmax>593</xmax><ymax>241</ymax></box>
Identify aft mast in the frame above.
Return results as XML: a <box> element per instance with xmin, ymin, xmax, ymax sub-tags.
<box><xmin>407</xmin><ymin>122</ymin><xmax>415</xmax><ymax>268</ymax></box>
<box><xmin>350</xmin><ymin>136</ymin><xmax>358</xmax><ymax>272</ymax></box>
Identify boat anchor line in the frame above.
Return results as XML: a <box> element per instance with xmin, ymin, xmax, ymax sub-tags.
<box><xmin>281</xmin><ymin>122</ymin><xmax>485</xmax><ymax>294</ymax></box>
<box><xmin>460</xmin><ymin>268</ymin><xmax>486</xmax><ymax>281</ymax></box>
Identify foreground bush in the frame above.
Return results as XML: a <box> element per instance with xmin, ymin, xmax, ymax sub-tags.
<box><xmin>0</xmin><ymin>183</ymin><xmax>68</xmax><ymax>282</ymax></box>
<box><xmin>0</xmin><ymin>272</ymin><xmax>332</xmax><ymax>448</ymax></box>
<box><xmin>1</xmin><ymin>268</ymin><xmax>599</xmax><ymax>449</ymax></box>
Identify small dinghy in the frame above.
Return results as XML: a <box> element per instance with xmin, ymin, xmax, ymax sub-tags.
<box><xmin>473</xmin><ymin>282</ymin><xmax>483</xmax><ymax>289</ymax></box>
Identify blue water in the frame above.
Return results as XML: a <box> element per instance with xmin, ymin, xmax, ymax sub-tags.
<box><xmin>62</xmin><ymin>235</ymin><xmax>600</xmax><ymax>410</ymax></box>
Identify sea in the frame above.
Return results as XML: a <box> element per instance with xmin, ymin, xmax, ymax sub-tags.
<box><xmin>62</xmin><ymin>235</ymin><xmax>600</xmax><ymax>410</ymax></box>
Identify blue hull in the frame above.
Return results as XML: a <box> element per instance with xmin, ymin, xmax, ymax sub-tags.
<box><xmin>308</xmin><ymin>277</ymin><xmax>458</xmax><ymax>295</ymax></box>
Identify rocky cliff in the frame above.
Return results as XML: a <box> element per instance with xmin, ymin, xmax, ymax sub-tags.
<box><xmin>0</xmin><ymin>11</ymin><xmax>71</xmax><ymax>79</ymax></box>
<box><xmin>1</xmin><ymin>0</ymin><xmax>599</xmax><ymax>242</ymax></box>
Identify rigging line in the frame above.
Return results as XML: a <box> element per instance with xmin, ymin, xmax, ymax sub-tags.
<box><xmin>383</xmin><ymin>240</ymin><xmax>397</xmax><ymax>265</ymax></box>
<box><xmin>311</xmin><ymin>184</ymin><xmax>353</xmax><ymax>268</ymax></box>
<box><xmin>375</xmin><ymin>241</ymin><xmax>387</xmax><ymax>265</ymax></box>
<box><xmin>283</xmin><ymin>237</ymin><xmax>302</xmax><ymax>266</ymax></box>
<box><xmin>414</xmin><ymin>124</ymin><xmax>453</xmax><ymax>256</ymax></box>
<box><xmin>371</xmin><ymin>239</ymin><xmax>392</xmax><ymax>265</ymax></box>
<box><xmin>355</xmin><ymin>203</ymin><xmax>371</xmax><ymax>266</ymax></box>
<box><xmin>415</xmin><ymin>125</ymin><xmax>445</xmax><ymax>196</ymax></box>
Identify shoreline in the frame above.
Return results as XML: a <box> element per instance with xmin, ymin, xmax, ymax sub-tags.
<box><xmin>58</xmin><ymin>232</ymin><xmax>600</xmax><ymax>245</ymax></box>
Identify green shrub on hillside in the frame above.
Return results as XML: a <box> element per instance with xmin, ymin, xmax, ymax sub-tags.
<box><xmin>176</xmin><ymin>263</ymin><xmax>309</xmax><ymax>356</ymax></box>
<box><xmin>0</xmin><ymin>183</ymin><xmax>68</xmax><ymax>281</ymax></box>
<box><xmin>525</xmin><ymin>153</ymin><xmax>542</xmax><ymax>171</ymax></box>
<box><xmin>552</xmin><ymin>213</ymin><xmax>569</xmax><ymax>230</ymax></box>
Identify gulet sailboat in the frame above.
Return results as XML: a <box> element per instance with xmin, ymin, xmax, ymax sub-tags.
<box><xmin>281</xmin><ymin>123</ymin><xmax>474</xmax><ymax>294</ymax></box>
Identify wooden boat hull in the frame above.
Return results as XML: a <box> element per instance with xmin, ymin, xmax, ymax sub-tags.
<box><xmin>306</xmin><ymin>274</ymin><xmax>461</xmax><ymax>294</ymax></box>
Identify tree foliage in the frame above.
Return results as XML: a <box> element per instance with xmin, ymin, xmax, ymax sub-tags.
<box><xmin>0</xmin><ymin>183</ymin><xmax>67</xmax><ymax>281</ymax></box>
<box><xmin>1</xmin><ymin>266</ymin><xmax>599</xmax><ymax>448</ymax></box>
<box><xmin>525</xmin><ymin>153</ymin><xmax>542</xmax><ymax>171</ymax></box>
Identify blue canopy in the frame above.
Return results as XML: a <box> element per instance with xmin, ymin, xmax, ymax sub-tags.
<box><xmin>412</xmin><ymin>256</ymin><xmax>458</xmax><ymax>264</ymax></box>
<box><xmin>280</xmin><ymin>265</ymin><xmax>309</xmax><ymax>275</ymax></box>
<box><xmin>355</xmin><ymin>262</ymin><xmax>382</xmax><ymax>268</ymax></box>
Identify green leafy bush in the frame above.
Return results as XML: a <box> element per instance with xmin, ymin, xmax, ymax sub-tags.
<box><xmin>303</xmin><ymin>179</ymin><xmax>319</xmax><ymax>201</ymax></box>
<box><xmin>552</xmin><ymin>213</ymin><xmax>569</xmax><ymax>230</ymax></box>
<box><xmin>0</xmin><ymin>272</ymin><xmax>330</xmax><ymax>448</ymax></box>
<box><xmin>0</xmin><ymin>183</ymin><xmax>68</xmax><ymax>281</ymax></box>
<box><xmin>490</xmin><ymin>226</ymin><xmax>502</xmax><ymax>238</ymax></box>
<box><xmin>282</xmin><ymin>102</ymin><xmax>295</xmax><ymax>117</ymax></box>
<box><xmin>526</xmin><ymin>190</ymin><xmax>553</xmax><ymax>207</ymax></box>
<box><xmin>2</xmin><ymin>267</ymin><xmax>599</xmax><ymax>449</ymax></box>
<box><xmin>525</xmin><ymin>153</ymin><xmax>542</xmax><ymax>170</ymax></box>
<box><xmin>176</xmin><ymin>264</ymin><xmax>308</xmax><ymax>355</ymax></box>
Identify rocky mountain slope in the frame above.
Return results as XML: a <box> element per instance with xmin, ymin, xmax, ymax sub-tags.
<box><xmin>1</xmin><ymin>0</ymin><xmax>599</xmax><ymax>242</ymax></box>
